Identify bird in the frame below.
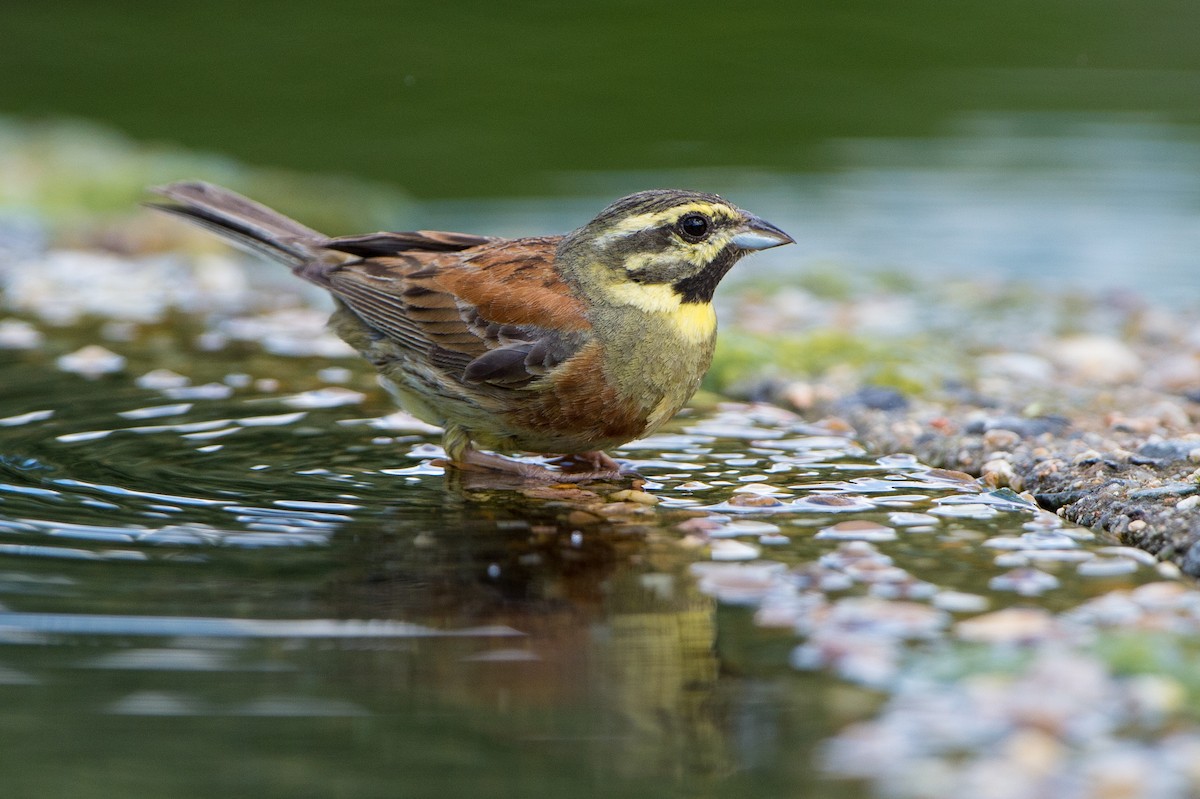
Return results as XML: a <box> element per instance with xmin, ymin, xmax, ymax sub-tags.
<box><xmin>149</xmin><ymin>182</ymin><xmax>793</xmax><ymax>481</ymax></box>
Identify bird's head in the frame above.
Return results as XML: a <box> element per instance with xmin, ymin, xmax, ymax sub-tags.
<box><xmin>558</xmin><ymin>189</ymin><xmax>793</xmax><ymax>306</ymax></box>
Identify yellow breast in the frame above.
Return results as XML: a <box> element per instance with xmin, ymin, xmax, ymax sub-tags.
<box><xmin>602</xmin><ymin>282</ymin><xmax>717</xmax><ymax>342</ymax></box>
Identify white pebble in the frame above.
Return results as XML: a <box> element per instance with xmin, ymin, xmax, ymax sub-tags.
<box><xmin>0</xmin><ymin>318</ymin><xmax>43</xmax><ymax>349</ymax></box>
<box><xmin>56</xmin><ymin>345</ymin><xmax>125</xmax><ymax>377</ymax></box>
<box><xmin>710</xmin><ymin>540</ymin><xmax>762</xmax><ymax>561</ymax></box>
<box><xmin>135</xmin><ymin>369</ymin><xmax>189</xmax><ymax>390</ymax></box>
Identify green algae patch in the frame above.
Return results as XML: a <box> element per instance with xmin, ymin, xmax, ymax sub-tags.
<box><xmin>705</xmin><ymin>329</ymin><xmax>933</xmax><ymax>396</ymax></box>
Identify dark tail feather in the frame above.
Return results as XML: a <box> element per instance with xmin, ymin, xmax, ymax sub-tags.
<box><xmin>147</xmin><ymin>181</ymin><xmax>328</xmax><ymax>271</ymax></box>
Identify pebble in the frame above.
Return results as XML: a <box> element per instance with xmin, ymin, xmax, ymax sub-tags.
<box><xmin>1049</xmin><ymin>335</ymin><xmax>1142</xmax><ymax>384</ymax></box>
<box><xmin>0</xmin><ymin>318</ymin><xmax>43</xmax><ymax>349</ymax></box>
<box><xmin>607</xmin><ymin>489</ymin><xmax>659</xmax><ymax>506</ymax></box>
<box><xmin>278</xmin><ymin>387</ymin><xmax>365</xmax><ymax>409</ymax></box>
<box><xmin>727</xmin><ymin>493</ymin><xmax>785</xmax><ymax>507</ymax></box>
<box><xmin>55</xmin><ymin>345</ymin><xmax>125</xmax><ymax>377</ymax></box>
<box><xmin>731</xmin><ymin>482</ymin><xmax>791</xmax><ymax>495</ymax></box>
<box><xmin>709</xmin><ymin>540</ymin><xmax>761</xmax><ymax>561</ymax></box>
<box><xmin>932</xmin><ymin>591</ymin><xmax>990</xmax><ymax>613</ymax></box>
<box><xmin>988</xmin><ymin>568</ymin><xmax>1060</xmax><ymax>596</ymax></box>
<box><xmin>317</xmin><ymin>366</ymin><xmax>353</xmax><ymax>384</ymax></box>
<box><xmin>708</xmin><ymin>520</ymin><xmax>781</xmax><ymax>538</ymax></box>
<box><xmin>690</xmin><ymin>561</ymin><xmax>787</xmax><ymax>603</ymax></box>
<box><xmin>813</xmin><ymin>520</ymin><xmax>897</xmax><ymax>542</ymax></box>
<box><xmin>889</xmin><ymin>512</ymin><xmax>939</xmax><ymax>526</ymax></box>
<box><xmin>791</xmin><ymin>494</ymin><xmax>876</xmax><ymax>512</ymax></box>
<box><xmin>929</xmin><ymin>503</ymin><xmax>999</xmax><ymax>519</ymax></box>
<box><xmin>955</xmin><ymin>607</ymin><xmax>1059</xmax><ymax>644</ymax></box>
<box><xmin>1176</xmin><ymin>495</ymin><xmax>1200</xmax><ymax>511</ymax></box>
<box><xmin>1077</xmin><ymin>557</ymin><xmax>1139</xmax><ymax>577</ymax></box>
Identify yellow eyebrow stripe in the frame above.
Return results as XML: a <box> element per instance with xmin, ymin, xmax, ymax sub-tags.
<box><xmin>596</xmin><ymin>202</ymin><xmax>740</xmax><ymax>239</ymax></box>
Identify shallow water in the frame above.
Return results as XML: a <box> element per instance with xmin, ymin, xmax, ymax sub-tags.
<box><xmin>0</xmin><ymin>335</ymin><xmax>1189</xmax><ymax>798</ymax></box>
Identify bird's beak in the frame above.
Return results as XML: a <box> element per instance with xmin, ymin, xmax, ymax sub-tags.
<box><xmin>730</xmin><ymin>213</ymin><xmax>795</xmax><ymax>251</ymax></box>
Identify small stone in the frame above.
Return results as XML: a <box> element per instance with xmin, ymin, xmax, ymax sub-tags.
<box><xmin>956</xmin><ymin>607</ymin><xmax>1057</xmax><ymax>644</ymax></box>
<box><xmin>732</xmin><ymin>482</ymin><xmax>790</xmax><ymax>496</ymax></box>
<box><xmin>1128</xmin><ymin>520</ymin><xmax>1147</xmax><ymax>533</ymax></box>
<box><xmin>1126</xmin><ymin>673</ymin><xmax>1186</xmax><ymax>719</ymax></box>
<box><xmin>56</xmin><ymin>345</ymin><xmax>125</xmax><ymax>377</ymax></box>
<box><xmin>607</xmin><ymin>489</ymin><xmax>659</xmax><ymax>506</ymax></box>
<box><xmin>691</xmin><ymin>561</ymin><xmax>787</xmax><ymax>603</ymax></box>
<box><xmin>279</xmin><ymin>387</ymin><xmax>365</xmax><ymax>409</ymax></box>
<box><xmin>709</xmin><ymin>520</ymin><xmax>781</xmax><ymax>538</ymax></box>
<box><xmin>728</xmin><ymin>493</ymin><xmax>784</xmax><ymax>507</ymax></box>
<box><xmin>932</xmin><ymin>590</ymin><xmax>990</xmax><ymax>613</ymax></box>
<box><xmin>1130</xmin><ymin>581</ymin><xmax>1192</xmax><ymax>609</ymax></box>
<box><xmin>1096</xmin><ymin>546</ymin><xmax>1156</xmax><ymax>566</ymax></box>
<box><xmin>888</xmin><ymin>512</ymin><xmax>938</xmax><ymax>527</ymax></box>
<box><xmin>0</xmin><ymin>318</ymin><xmax>43</xmax><ymax>349</ymax></box>
<box><xmin>566</xmin><ymin>510</ymin><xmax>601</xmax><ymax>526</ymax></box>
<box><xmin>710</xmin><ymin>540</ymin><xmax>762</xmax><ymax>562</ymax></box>
<box><xmin>1004</xmin><ymin>728</ymin><xmax>1068</xmax><ymax>778</ymax></box>
<box><xmin>317</xmin><ymin>366</ymin><xmax>353</xmax><ymax>384</ymax></box>
<box><xmin>675</xmin><ymin>517</ymin><xmax>722</xmax><ymax>534</ymax></box>
<box><xmin>981</xmin><ymin>428</ymin><xmax>1022</xmax><ymax>451</ymax></box>
<box><xmin>1077</xmin><ymin>557</ymin><xmax>1139</xmax><ymax>577</ymax></box>
<box><xmin>989</xmin><ymin>567</ymin><xmax>1060</xmax><ymax>596</ymax></box>
<box><xmin>792</xmin><ymin>494</ymin><xmax>874</xmax><ymax>512</ymax></box>
<box><xmin>981</xmin><ymin>458</ymin><xmax>1017</xmax><ymax>489</ymax></box>
<box><xmin>1050</xmin><ymin>334</ymin><xmax>1142</xmax><ymax>384</ymax></box>
<box><xmin>814</xmin><ymin>520</ymin><xmax>897</xmax><ymax>543</ymax></box>
<box><xmin>1176</xmin><ymin>495</ymin><xmax>1200</xmax><ymax>511</ymax></box>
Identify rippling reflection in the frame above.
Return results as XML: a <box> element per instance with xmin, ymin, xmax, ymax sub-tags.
<box><xmin>0</xmin><ymin>347</ymin><xmax>1188</xmax><ymax>797</ymax></box>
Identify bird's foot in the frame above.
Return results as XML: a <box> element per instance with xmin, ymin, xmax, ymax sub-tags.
<box><xmin>547</xmin><ymin>450</ymin><xmax>638</xmax><ymax>478</ymax></box>
<box><xmin>443</xmin><ymin>449</ymin><xmax>630</xmax><ymax>483</ymax></box>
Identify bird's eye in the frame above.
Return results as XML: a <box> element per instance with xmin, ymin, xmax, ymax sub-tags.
<box><xmin>677</xmin><ymin>213</ymin><xmax>710</xmax><ymax>242</ymax></box>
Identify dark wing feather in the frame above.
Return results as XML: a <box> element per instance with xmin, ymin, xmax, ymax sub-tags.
<box><xmin>324</xmin><ymin>230</ymin><xmax>499</xmax><ymax>257</ymax></box>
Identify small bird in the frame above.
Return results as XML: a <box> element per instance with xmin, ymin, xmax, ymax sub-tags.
<box><xmin>150</xmin><ymin>182</ymin><xmax>792</xmax><ymax>480</ymax></box>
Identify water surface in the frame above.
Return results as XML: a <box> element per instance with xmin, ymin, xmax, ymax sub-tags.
<box><xmin>0</xmin><ymin>338</ymin><xmax>1184</xmax><ymax>797</ymax></box>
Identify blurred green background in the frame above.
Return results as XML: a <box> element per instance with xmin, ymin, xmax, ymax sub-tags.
<box><xmin>5</xmin><ymin>0</ymin><xmax>1199</xmax><ymax>199</ymax></box>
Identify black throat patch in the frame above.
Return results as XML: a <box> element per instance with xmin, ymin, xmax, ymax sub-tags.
<box><xmin>671</xmin><ymin>248</ymin><xmax>739</xmax><ymax>304</ymax></box>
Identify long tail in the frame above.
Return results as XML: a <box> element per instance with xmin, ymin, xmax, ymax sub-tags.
<box><xmin>147</xmin><ymin>181</ymin><xmax>328</xmax><ymax>271</ymax></box>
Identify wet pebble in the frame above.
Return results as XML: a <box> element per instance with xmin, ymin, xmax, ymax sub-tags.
<box><xmin>726</xmin><ymin>493</ymin><xmax>785</xmax><ymax>508</ymax></box>
<box><xmin>929</xmin><ymin>503</ymin><xmax>999</xmax><ymax>519</ymax></box>
<box><xmin>0</xmin><ymin>318</ymin><xmax>43</xmax><ymax>349</ymax></box>
<box><xmin>708</xmin><ymin>520</ymin><xmax>781</xmax><ymax>538</ymax></box>
<box><xmin>955</xmin><ymin>607</ymin><xmax>1060</xmax><ymax>644</ymax></box>
<box><xmin>932</xmin><ymin>591</ymin><xmax>990</xmax><ymax>614</ymax></box>
<box><xmin>690</xmin><ymin>561</ymin><xmax>788</xmax><ymax>604</ymax></box>
<box><xmin>813</xmin><ymin>520</ymin><xmax>897</xmax><ymax>542</ymax></box>
<box><xmin>709</xmin><ymin>540</ymin><xmax>761</xmax><ymax>561</ymax></box>
<box><xmin>888</xmin><ymin>512</ymin><xmax>939</xmax><ymax>527</ymax></box>
<box><xmin>278</xmin><ymin>387</ymin><xmax>365</xmax><ymax>409</ymax></box>
<box><xmin>1077</xmin><ymin>557</ymin><xmax>1140</xmax><ymax>577</ymax></box>
<box><xmin>135</xmin><ymin>369</ymin><xmax>189</xmax><ymax>390</ymax></box>
<box><xmin>1050</xmin><ymin>334</ymin><xmax>1142</xmax><ymax>384</ymax></box>
<box><xmin>792</xmin><ymin>494</ymin><xmax>876</xmax><ymax>512</ymax></box>
<box><xmin>988</xmin><ymin>568</ymin><xmax>1060</xmax><ymax>596</ymax></box>
<box><xmin>994</xmin><ymin>549</ymin><xmax>1094</xmax><ymax>567</ymax></box>
<box><xmin>56</xmin><ymin>344</ymin><xmax>125</xmax><ymax>377</ymax></box>
<box><xmin>607</xmin><ymin>489</ymin><xmax>659</xmax><ymax>506</ymax></box>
